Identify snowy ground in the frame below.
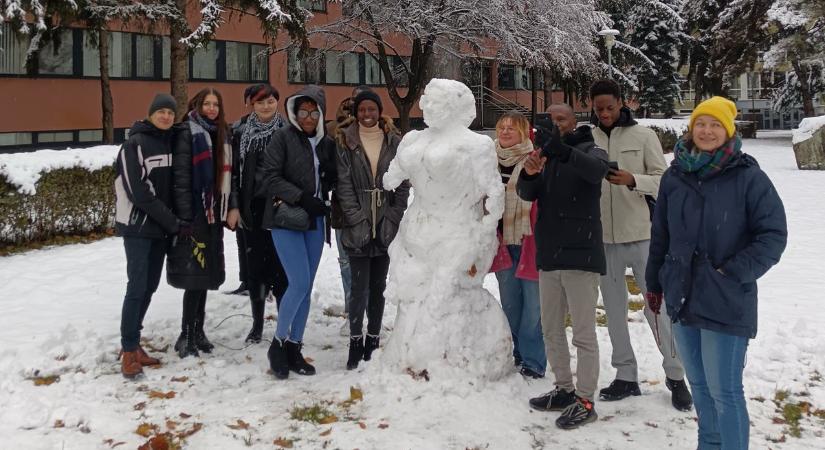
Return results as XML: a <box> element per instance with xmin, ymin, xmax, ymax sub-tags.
<box><xmin>1</xmin><ymin>132</ymin><xmax>823</xmax><ymax>449</ymax></box>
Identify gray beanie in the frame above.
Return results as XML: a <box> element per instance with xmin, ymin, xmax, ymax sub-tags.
<box><xmin>148</xmin><ymin>93</ymin><xmax>177</xmax><ymax>116</ymax></box>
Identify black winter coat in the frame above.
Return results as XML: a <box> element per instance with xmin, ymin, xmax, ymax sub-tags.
<box><xmin>114</xmin><ymin>120</ymin><xmax>179</xmax><ymax>239</ymax></box>
<box><xmin>517</xmin><ymin>125</ymin><xmax>609</xmax><ymax>274</ymax></box>
<box><xmin>231</xmin><ymin>114</ymin><xmax>284</xmax><ymax>229</ymax></box>
<box><xmin>335</xmin><ymin>118</ymin><xmax>410</xmax><ymax>257</ymax></box>
<box><xmin>646</xmin><ymin>146</ymin><xmax>787</xmax><ymax>338</ymax></box>
<box><xmin>166</xmin><ymin>119</ymin><xmax>237</xmax><ymax>291</ymax></box>
<box><xmin>260</xmin><ymin>86</ymin><xmax>337</xmax><ymax>237</ymax></box>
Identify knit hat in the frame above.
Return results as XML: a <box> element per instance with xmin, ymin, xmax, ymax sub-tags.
<box><xmin>352</xmin><ymin>90</ymin><xmax>383</xmax><ymax>115</ymax></box>
<box><xmin>690</xmin><ymin>96</ymin><xmax>737</xmax><ymax>138</ymax></box>
<box><xmin>148</xmin><ymin>93</ymin><xmax>177</xmax><ymax>116</ymax></box>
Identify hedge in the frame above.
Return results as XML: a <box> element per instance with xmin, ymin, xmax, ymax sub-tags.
<box><xmin>0</xmin><ymin>166</ymin><xmax>116</xmax><ymax>245</ymax></box>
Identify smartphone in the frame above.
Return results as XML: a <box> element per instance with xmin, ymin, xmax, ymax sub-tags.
<box><xmin>606</xmin><ymin>161</ymin><xmax>619</xmax><ymax>179</ymax></box>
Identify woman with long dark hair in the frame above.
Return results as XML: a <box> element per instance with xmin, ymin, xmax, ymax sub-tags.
<box><xmin>168</xmin><ymin>87</ymin><xmax>239</xmax><ymax>358</ymax></box>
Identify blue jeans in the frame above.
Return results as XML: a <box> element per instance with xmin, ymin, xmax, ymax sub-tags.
<box><xmin>495</xmin><ymin>245</ymin><xmax>546</xmax><ymax>374</ymax></box>
<box><xmin>673</xmin><ymin>323</ymin><xmax>749</xmax><ymax>450</ymax></box>
<box><xmin>121</xmin><ymin>237</ymin><xmax>166</xmax><ymax>351</ymax></box>
<box><xmin>271</xmin><ymin>217</ymin><xmax>325</xmax><ymax>342</ymax></box>
<box><xmin>335</xmin><ymin>228</ymin><xmax>352</xmax><ymax>313</ymax></box>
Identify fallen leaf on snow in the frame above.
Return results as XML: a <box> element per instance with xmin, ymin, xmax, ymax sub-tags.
<box><xmin>175</xmin><ymin>422</ymin><xmax>203</xmax><ymax>439</ymax></box>
<box><xmin>273</xmin><ymin>437</ymin><xmax>293</xmax><ymax>448</ymax></box>
<box><xmin>134</xmin><ymin>402</ymin><xmax>147</xmax><ymax>411</ymax></box>
<box><xmin>170</xmin><ymin>376</ymin><xmax>188</xmax><ymax>383</ymax></box>
<box><xmin>318</xmin><ymin>415</ymin><xmax>338</xmax><ymax>425</ymax></box>
<box><xmin>179</xmin><ymin>412</ymin><xmax>192</xmax><ymax>419</ymax></box>
<box><xmin>32</xmin><ymin>375</ymin><xmax>60</xmax><ymax>386</ymax></box>
<box><xmin>226</xmin><ymin>419</ymin><xmax>250</xmax><ymax>430</ymax></box>
<box><xmin>137</xmin><ymin>433</ymin><xmax>174</xmax><ymax>450</ymax></box>
<box><xmin>350</xmin><ymin>386</ymin><xmax>363</xmax><ymax>402</ymax></box>
<box><xmin>357</xmin><ymin>421</ymin><xmax>366</xmax><ymax>429</ymax></box>
<box><xmin>319</xmin><ymin>429</ymin><xmax>332</xmax><ymax>437</ymax></box>
<box><xmin>378</xmin><ymin>423</ymin><xmax>389</xmax><ymax>429</ymax></box>
<box><xmin>148</xmin><ymin>390</ymin><xmax>176</xmax><ymax>399</ymax></box>
<box><xmin>165</xmin><ymin>420</ymin><xmax>178</xmax><ymax>430</ymax></box>
<box><xmin>644</xmin><ymin>421</ymin><xmax>659</xmax><ymax>428</ymax></box>
<box><xmin>136</xmin><ymin>423</ymin><xmax>159</xmax><ymax>437</ymax></box>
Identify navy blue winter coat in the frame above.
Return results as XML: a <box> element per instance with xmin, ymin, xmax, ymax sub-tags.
<box><xmin>645</xmin><ymin>146</ymin><xmax>787</xmax><ymax>338</ymax></box>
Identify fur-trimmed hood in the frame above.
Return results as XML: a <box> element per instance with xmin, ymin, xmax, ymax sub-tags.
<box><xmin>335</xmin><ymin>115</ymin><xmax>399</xmax><ymax>150</ymax></box>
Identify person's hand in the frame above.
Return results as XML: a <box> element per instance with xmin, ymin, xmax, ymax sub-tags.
<box><xmin>225</xmin><ymin>208</ymin><xmax>240</xmax><ymax>230</ymax></box>
<box><xmin>645</xmin><ymin>292</ymin><xmax>663</xmax><ymax>315</ymax></box>
<box><xmin>523</xmin><ymin>150</ymin><xmax>547</xmax><ymax>176</ymax></box>
<box><xmin>177</xmin><ymin>220</ymin><xmax>194</xmax><ymax>239</ymax></box>
<box><xmin>299</xmin><ymin>192</ymin><xmax>329</xmax><ymax>217</ymax></box>
<box><xmin>606</xmin><ymin>169</ymin><xmax>636</xmax><ymax>187</ymax></box>
<box><xmin>533</xmin><ymin>118</ymin><xmax>562</xmax><ymax>151</ymax></box>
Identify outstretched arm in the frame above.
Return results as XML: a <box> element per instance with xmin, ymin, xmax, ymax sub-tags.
<box><xmin>384</xmin><ymin>132</ymin><xmax>418</xmax><ymax>190</ymax></box>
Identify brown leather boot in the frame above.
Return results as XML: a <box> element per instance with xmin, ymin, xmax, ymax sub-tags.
<box><xmin>136</xmin><ymin>346</ymin><xmax>161</xmax><ymax>366</ymax></box>
<box><xmin>120</xmin><ymin>351</ymin><xmax>143</xmax><ymax>379</ymax></box>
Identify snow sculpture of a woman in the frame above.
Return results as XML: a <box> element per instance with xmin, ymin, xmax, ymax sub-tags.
<box><xmin>381</xmin><ymin>78</ymin><xmax>512</xmax><ymax>381</ymax></box>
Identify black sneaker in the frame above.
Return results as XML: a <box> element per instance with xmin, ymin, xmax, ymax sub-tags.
<box><xmin>529</xmin><ymin>387</ymin><xmax>576</xmax><ymax>411</ymax></box>
<box><xmin>599</xmin><ymin>379</ymin><xmax>641</xmax><ymax>401</ymax></box>
<box><xmin>666</xmin><ymin>378</ymin><xmax>693</xmax><ymax>412</ymax></box>
<box><xmin>556</xmin><ymin>396</ymin><xmax>598</xmax><ymax>430</ymax></box>
<box><xmin>519</xmin><ymin>367</ymin><xmax>545</xmax><ymax>379</ymax></box>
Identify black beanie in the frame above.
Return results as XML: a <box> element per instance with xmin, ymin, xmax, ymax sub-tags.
<box><xmin>352</xmin><ymin>90</ymin><xmax>382</xmax><ymax>115</ymax></box>
<box><xmin>148</xmin><ymin>93</ymin><xmax>177</xmax><ymax>116</ymax></box>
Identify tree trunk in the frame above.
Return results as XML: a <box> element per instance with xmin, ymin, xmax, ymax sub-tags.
<box><xmin>170</xmin><ymin>0</ymin><xmax>190</xmax><ymax>120</ymax></box>
<box><xmin>396</xmin><ymin>101</ymin><xmax>414</xmax><ymax>133</ymax></box>
<box><xmin>793</xmin><ymin>60</ymin><xmax>816</xmax><ymax>117</ymax></box>
<box><xmin>98</xmin><ymin>28</ymin><xmax>114</xmax><ymax>144</ymax></box>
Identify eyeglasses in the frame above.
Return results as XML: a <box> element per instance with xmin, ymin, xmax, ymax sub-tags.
<box><xmin>297</xmin><ymin>110</ymin><xmax>321</xmax><ymax>120</ymax></box>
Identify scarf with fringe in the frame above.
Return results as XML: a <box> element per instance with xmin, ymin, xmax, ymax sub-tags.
<box><xmin>496</xmin><ymin>138</ymin><xmax>535</xmax><ymax>245</ymax></box>
<box><xmin>188</xmin><ymin>111</ymin><xmax>232</xmax><ymax>224</ymax></box>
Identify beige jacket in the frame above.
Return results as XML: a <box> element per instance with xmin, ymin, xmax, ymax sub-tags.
<box><xmin>593</xmin><ymin>124</ymin><xmax>667</xmax><ymax>244</ymax></box>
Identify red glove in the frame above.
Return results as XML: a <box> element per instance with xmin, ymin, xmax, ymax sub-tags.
<box><xmin>645</xmin><ymin>292</ymin><xmax>663</xmax><ymax>315</ymax></box>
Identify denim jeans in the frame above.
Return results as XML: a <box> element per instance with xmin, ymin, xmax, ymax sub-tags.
<box><xmin>121</xmin><ymin>237</ymin><xmax>167</xmax><ymax>351</ymax></box>
<box><xmin>271</xmin><ymin>217</ymin><xmax>325</xmax><ymax>342</ymax></box>
<box><xmin>335</xmin><ymin>228</ymin><xmax>352</xmax><ymax>313</ymax></box>
<box><xmin>673</xmin><ymin>323</ymin><xmax>750</xmax><ymax>450</ymax></box>
<box><xmin>495</xmin><ymin>245</ymin><xmax>546</xmax><ymax>374</ymax></box>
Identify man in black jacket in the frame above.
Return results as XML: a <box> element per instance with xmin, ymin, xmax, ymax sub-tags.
<box><xmin>517</xmin><ymin>104</ymin><xmax>608</xmax><ymax>429</ymax></box>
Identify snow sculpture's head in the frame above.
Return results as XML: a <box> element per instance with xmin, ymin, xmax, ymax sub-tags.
<box><xmin>420</xmin><ymin>79</ymin><xmax>476</xmax><ymax>130</ymax></box>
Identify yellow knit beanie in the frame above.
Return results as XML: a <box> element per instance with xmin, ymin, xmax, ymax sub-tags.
<box><xmin>690</xmin><ymin>96</ymin><xmax>737</xmax><ymax>138</ymax></box>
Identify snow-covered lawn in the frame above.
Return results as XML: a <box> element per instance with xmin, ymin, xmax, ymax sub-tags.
<box><xmin>1</xmin><ymin>133</ymin><xmax>822</xmax><ymax>449</ymax></box>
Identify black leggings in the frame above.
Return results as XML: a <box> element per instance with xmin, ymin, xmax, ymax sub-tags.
<box><xmin>348</xmin><ymin>254</ymin><xmax>390</xmax><ymax>337</ymax></box>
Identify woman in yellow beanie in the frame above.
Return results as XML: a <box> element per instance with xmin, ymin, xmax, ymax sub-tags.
<box><xmin>645</xmin><ymin>96</ymin><xmax>788</xmax><ymax>449</ymax></box>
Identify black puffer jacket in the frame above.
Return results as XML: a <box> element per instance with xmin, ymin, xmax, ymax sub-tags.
<box><xmin>259</xmin><ymin>85</ymin><xmax>337</xmax><ymax>236</ymax></box>
<box><xmin>335</xmin><ymin>117</ymin><xmax>410</xmax><ymax>257</ymax></box>
<box><xmin>517</xmin><ymin>125</ymin><xmax>609</xmax><ymax>274</ymax></box>
<box><xmin>113</xmin><ymin>120</ymin><xmax>179</xmax><ymax>239</ymax></box>
<box><xmin>166</xmin><ymin>119</ymin><xmax>237</xmax><ymax>291</ymax></box>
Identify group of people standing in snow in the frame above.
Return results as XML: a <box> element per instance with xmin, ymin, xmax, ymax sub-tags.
<box><xmin>114</xmin><ymin>75</ymin><xmax>787</xmax><ymax>449</ymax></box>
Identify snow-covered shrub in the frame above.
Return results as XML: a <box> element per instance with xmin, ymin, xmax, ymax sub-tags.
<box><xmin>0</xmin><ymin>148</ymin><xmax>117</xmax><ymax>245</ymax></box>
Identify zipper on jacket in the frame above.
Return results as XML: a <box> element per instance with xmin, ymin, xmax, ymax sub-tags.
<box><xmin>608</xmin><ymin>130</ymin><xmax>616</xmax><ymax>243</ymax></box>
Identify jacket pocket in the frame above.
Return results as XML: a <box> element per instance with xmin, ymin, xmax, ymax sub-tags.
<box><xmin>379</xmin><ymin>215</ymin><xmax>401</xmax><ymax>248</ymax></box>
<box><xmin>659</xmin><ymin>256</ymin><xmax>685</xmax><ymax>316</ymax></box>
<box><xmin>691</xmin><ymin>260</ymin><xmax>745</xmax><ymax>324</ymax></box>
<box><xmin>341</xmin><ymin>219</ymin><xmax>371</xmax><ymax>251</ymax></box>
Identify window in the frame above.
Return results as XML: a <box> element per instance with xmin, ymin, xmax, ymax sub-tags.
<box><xmin>0</xmin><ymin>132</ymin><xmax>33</xmax><ymax>147</ymax></box>
<box><xmin>287</xmin><ymin>47</ymin><xmax>320</xmax><ymax>83</ymax></box>
<box><xmin>82</xmin><ymin>31</ymin><xmax>100</xmax><ymax>76</ymax></box>
<box><xmin>324</xmin><ymin>51</ymin><xmax>359</xmax><ymax>84</ymax></box>
<box><xmin>297</xmin><ymin>0</ymin><xmax>326</xmax><ymax>12</ymax></box>
<box><xmin>109</xmin><ymin>32</ymin><xmax>132</xmax><ymax>78</ymax></box>
<box><xmin>36</xmin><ymin>131</ymin><xmax>74</xmax><ymax>143</ymax></box>
<box><xmin>251</xmin><ymin>44</ymin><xmax>268</xmax><ymax>81</ymax></box>
<box><xmin>162</xmin><ymin>37</ymin><xmax>171</xmax><ymax>79</ymax></box>
<box><xmin>498</xmin><ymin>64</ymin><xmax>515</xmax><ymax>89</ymax></box>
<box><xmin>78</xmin><ymin>130</ymin><xmax>103</xmax><ymax>142</ymax></box>
<box><xmin>1</xmin><ymin>22</ymin><xmax>29</xmax><ymax>74</ymax></box>
<box><xmin>225</xmin><ymin>42</ymin><xmax>268</xmax><ymax>82</ymax></box>
<box><xmin>38</xmin><ymin>29</ymin><xmax>73</xmax><ymax>75</ymax></box>
<box><xmin>365</xmin><ymin>55</ymin><xmax>384</xmax><ymax>86</ymax></box>
<box><xmin>192</xmin><ymin>41</ymin><xmax>217</xmax><ymax>80</ymax></box>
<box><xmin>135</xmin><ymin>35</ymin><xmax>156</xmax><ymax>78</ymax></box>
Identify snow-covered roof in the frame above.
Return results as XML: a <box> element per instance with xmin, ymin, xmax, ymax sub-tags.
<box><xmin>0</xmin><ymin>145</ymin><xmax>120</xmax><ymax>195</ymax></box>
<box><xmin>792</xmin><ymin>115</ymin><xmax>825</xmax><ymax>145</ymax></box>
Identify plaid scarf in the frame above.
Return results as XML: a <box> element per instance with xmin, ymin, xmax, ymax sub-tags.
<box><xmin>674</xmin><ymin>135</ymin><xmax>742</xmax><ymax>179</ymax></box>
<box><xmin>496</xmin><ymin>138</ymin><xmax>535</xmax><ymax>245</ymax></box>
<box><xmin>188</xmin><ymin>111</ymin><xmax>232</xmax><ymax>224</ymax></box>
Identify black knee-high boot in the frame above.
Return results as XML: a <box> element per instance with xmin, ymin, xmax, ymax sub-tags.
<box><xmin>175</xmin><ymin>292</ymin><xmax>200</xmax><ymax>358</ymax></box>
<box><xmin>194</xmin><ymin>292</ymin><xmax>214</xmax><ymax>353</ymax></box>
<box><xmin>246</xmin><ymin>282</ymin><xmax>267</xmax><ymax>344</ymax></box>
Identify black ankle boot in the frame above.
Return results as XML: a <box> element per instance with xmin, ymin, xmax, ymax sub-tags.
<box><xmin>666</xmin><ymin>378</ymin><xmax>693</xmax><ymax>412</ymax></box>
<box><xmin>347</xmin><ymin>336</ymin><xmax>364</xmax><ymax>370</ymax></box>
<box><xmin>285</xmin><ymin>341</ymin><xmax>316</xmax><ymax>375</ymax></box>
<box><xmin>246</xmin><ymin>284</ymin><xmax>267</xmax><ymax>344</ymax></box>
<box><xmin>363</xmin><ymin>334</ymin><xmax>380</xmax><ymax>361</ymax></box>
<box><xmin>194</xmin><ymin>296</ymin><xmax>214</xmax><ymax>353</ymax></box>
<box><xmin>175</xmin><ymin>295</ymin><xmax>200</xmax><ymax>358</ymax></box>
<box><xmin>267</xmin><ymin>338</ymin><xmax>289</xmax><ymax>379</ymax></box>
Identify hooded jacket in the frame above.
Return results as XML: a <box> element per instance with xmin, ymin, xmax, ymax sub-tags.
<box><xmin>645</xmin><ymin>144</ymin><xmax>787</xmax><ymax>338</ymax></box>
<box><xmin>259</xmin><ymin>85</ymin><xmax>337</xmax><ymax>234</ymax></box>
<box><xmin>334</xmin><ymin>116</ymin><xmax>410</xmax><ymax>256</ymax></box>
<box><xmin>517</xmin><ymin>125</ymin><xmax>609</xmax><ymax>274</ymax></box>
<box><xmin>114</xmin><ymin>119</ymin><xmax>179</xmax><ymax>239</ymax></box>
<box><xmin>592</xmin><ymin>107</ymin><xmax>667</xmax><ymax>244</ymax></box>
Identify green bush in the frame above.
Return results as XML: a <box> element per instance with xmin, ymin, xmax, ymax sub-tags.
<box><xmin>0</xmin><ymin>166</ymin><xmax>115</xmax><ymax>245</ymax></box>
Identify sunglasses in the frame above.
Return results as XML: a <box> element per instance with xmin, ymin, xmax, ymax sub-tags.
<box><xmin>297</xmin><ymin>110</ymin><xmax>321</xmax><ymax>120</ymax></box>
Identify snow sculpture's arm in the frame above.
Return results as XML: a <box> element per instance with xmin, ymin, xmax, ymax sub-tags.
<box><xmin>383</xmin><ymin>132</ymin><xmax>417</xmax><ymax>190</ymax></box>
<box><xmin>478</xmin><ymin>138</ymin><xmax>504</xmax><ymax>228</ymax></box>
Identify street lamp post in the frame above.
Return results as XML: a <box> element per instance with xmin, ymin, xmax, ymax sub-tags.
<box><xmin>598</xmin><ymin>29</ymin><xmax>620</xmax><ymax>80</ymax></box>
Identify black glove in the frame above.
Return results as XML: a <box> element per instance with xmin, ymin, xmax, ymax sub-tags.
<box><xmin>534</xmin><ymin>118</ymin><xmax>572</xmax><ymax>161</ymax></box>
<box><xmin>298</xmin><ymin>192</ymin><xmax>328</xmax><ymax>218</ymax></box>
<box><xmin>177</xmin><ymin>219</ymin><xmax>194</xmax><ymax>239</ymax></box>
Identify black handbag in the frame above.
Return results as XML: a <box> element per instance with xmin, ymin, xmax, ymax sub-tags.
<box><xmin>271</xmin><ymin>199</ymin><xmax>310</xmax><ymax>231</ymax></box>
